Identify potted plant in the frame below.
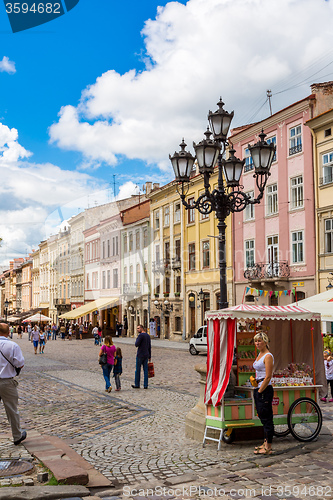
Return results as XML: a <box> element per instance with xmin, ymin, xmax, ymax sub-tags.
<box><xmin>175</xmin><ymin>292</ymin><xmax>180</xmax><ymax>297</ymax></box>
<box><xmin>163</xmin><ymin>292</ymin><xmax>169</xmax><ymax>298</ymax></box>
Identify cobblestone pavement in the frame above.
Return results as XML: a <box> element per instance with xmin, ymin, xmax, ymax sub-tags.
<box><xmin>0</xmin><ymin>336</ymin><xmax>332</xmax><ymax>499</ymax></box>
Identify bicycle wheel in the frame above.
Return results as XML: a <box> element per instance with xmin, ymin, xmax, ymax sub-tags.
<box><xmin>287</xmin><ymin>397</ymin><xmax>322</xmax><ymax>442</ymax></box>
<box><xmin>273</xmin><ymin>423</ymin><xmax>290</xmax><ymax>437</ymax></box>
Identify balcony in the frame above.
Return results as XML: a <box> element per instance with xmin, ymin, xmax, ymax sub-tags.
<box><xmin>289</xmin><ymin>144</ymin><xmax>302</xmax><ymax>156</ymax></box>
<box><xmin>244</xmin><ymin>261</ymin><xmax>290</xmax><ymax>281</ymax></box>
<box><xmin>171</xmin><ymin>257</ymin><xmax>181</xmax><ymax>271</ymax></box>
<box><xmin>54</xmin><ymin>298</ymin><xmax>71</xmax><ymax>305</ymax></box>
<box><xmin>152</xmin><ymin>259</ymin><xmax>170</xmax><ymax>274</ymax></box>
<box><xmin>123</xmin><ymin>283</ymin><xmax>141</xmax><ymax>296</ymax></box>
<box><xmin>319</xmin><ymin>172</ymin><xmax>333</xmax><ymax>186</ymax></box>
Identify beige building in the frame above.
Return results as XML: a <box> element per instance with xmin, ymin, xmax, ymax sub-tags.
<box><xmin>306</xmin><ymin>106</ymin><xmax>333</xmax><ymax>333</ymax></box>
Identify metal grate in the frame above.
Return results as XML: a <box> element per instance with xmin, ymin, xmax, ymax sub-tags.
<box><xmin>0</xmin><ymin>459</ymin><xmax>34</xmax><ymax>477</ymax></box>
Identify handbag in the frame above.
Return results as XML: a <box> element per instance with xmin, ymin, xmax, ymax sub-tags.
<box><xmin>99</xmin><ymin>348</ymin><xmax>108</xmax><ymax>365</ymax></box>
<box><xmin>148</xmin><ymin>361</ymin><xmax>155</xmax><ymax>378</ymax></box>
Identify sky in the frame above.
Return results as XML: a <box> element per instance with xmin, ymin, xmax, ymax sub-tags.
<box><xmin>1</xmin><ymin>0</ymin><xmax>333</xmax><ymax>266</ymax></box>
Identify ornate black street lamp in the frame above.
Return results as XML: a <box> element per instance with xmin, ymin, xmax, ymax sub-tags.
<box><xmin>4</xmin><ymin>299</ymin><xmax>9</xmax><ymax>322</ymax></box>
<box><xmin>198</xmin><ymin>288</ymin><xmax>205</xmax><ymax>326</ymax></box>
<box><xmin>327</xmin><ymin>273</ymin><xmax>333</xmax><ymax>291</ymax></box>
<box><xmin>170</xmin><ymin>99</ymin><xmax>276</xmax><ymax>309</ymax></box>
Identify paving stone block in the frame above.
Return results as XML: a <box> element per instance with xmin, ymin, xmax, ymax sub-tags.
<box><xmin>23</xmin><ymin>478</ymin><xmax>35</xmax><ymax>486</ymax></box>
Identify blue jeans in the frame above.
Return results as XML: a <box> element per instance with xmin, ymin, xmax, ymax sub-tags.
<box><xmin>102</xmin><ymin>363</ymin><xmax>113</xmax><ymax>390</ymax></box>
<box><xmin>135</xmin><ymin>357</ymin><xmax>148</xmax><ymax>388</ymax></box>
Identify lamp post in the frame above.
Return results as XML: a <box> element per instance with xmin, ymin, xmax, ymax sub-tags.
<box><xmin>198</xmin><ymin>288</ymin><xmax>205</xmax><ymax>326</ymax></box>
<box><xmin>4</xmin><ymin>299</ymin><xmax>9</xmax><ymax>322</ymax></box>
<box><xmin>170</xmin><ymin>98</ymin><xmax>276</xmax><ymax>309</ymax></box>
<box><xmin>327</xmin><ymin>273</ymin><xmax>333</xmax><ymax>291</ymax></box>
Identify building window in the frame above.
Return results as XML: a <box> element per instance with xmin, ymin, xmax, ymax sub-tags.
<box><xmin>175</xmin><ymin>316</ymin><xmax>181</xmax><ymax>331</ymax></box>
<box><xmin>113</xmin><ymin>268</ymin><xmax>118</xmax><ymax>289</ymax></box>
<box><xmin>155</xmin><ymin>278</ymin><xmax>160</xmax><ymax>295</ymax></box>
<box><xmin>245</xmin><ymin>239</ymin><xmax>255</xmax><ymax>267</ymax></box>
<box><xmin>129</xmin><ymin>265</ymin><xmax>133</xmax><ymax>285</ymax></box>
<box><xmin>202</xmin><ymin>241</ymin><xmax>210</xmax><ymax>268</ymax></box>
<box><xmin>176</xmin><ymin>275</ymin><xmax>181</xmax><ymax>294</ymax></box>
<box><xmin>102</xmin><ymin>271</ymin><xmax>106</xmax><ymax>289</ymax></box>
<box><xmin>86</xmin><ymin>273</ymin><xmax>90</xmax><ymax>289</ymax></box>
<box><xmin>107</xmin><ymin>239</ymin><xmax>110</xmax><ymax>257</ymax></box>
<box><xmin>155</xmin><ymin>210</ymin><xmax>160</xmax><ymax>230</ymax></box>
<box><xmin>174</xmin><ymin>202</ymin><xmax>181</xmax><ymax>223</ymax></box>
<box><xmin>244</xmin><ymin>191</ymin><xmax>254</xmax><ymax>221</ymax></box>
<box><xmin>124</xmin><ymin>267</ymin><xmax>128</xmax><ymax>284</ymax></box>
<box><xmin>165</xmin><ymin>276</ymin><xmax>170</xmax><ymax>294</ymax></box>
<box><xmin>165</xmin><ymin>241</ymin><xmax>170</xmax><ymax>263</ymax></box>
<box><xmin>102</xmin><ymin>241</ymin><xmax>105</xmax><ymax>259</ymax></box>
<box><xmin>107</xmin><ymin>270</ymin><xmax>111</xmax><ymax>289</ymax></box>
<box><xmin>136</xmin><ymin>264</ymin><xmax>140</xmax><ymax>285</ymax></box>
<box><xmin>322</xmin><ymin>151</ymin><xmax>333</xmax><ymax>185</ymax></box>
<box><xmin>155</xmin><ymin>244</ymin><xmax>160</xmax><ymax>264</ymax></box>
<box><xmin>189</xmin><ymin>243</ymin><xmax>195</xmax><ymax>270</ymax></box>
<box><xmin>266</xmin><ymin>136</ymin><xmax>277</xmax><ymax>162</ymax></box>
<box><xmin>244</xmin><ymin>147</ymin><xmax>254</xmax><ymax>172</ymax></box>
<box><xmin>164</xmin><ymin>206</ymin><xmax>170</xmax><ymax>227</ymax></box>
<box><xmin>292</xmin><ymin>231</ymin><xmax>304</xmax><ymax>263</ymax></box>
<box><xmin>188</xmin><ymin>198</ymin><xmax>195</xmax><ymax>224</ymax></box>
<box><xmin>267</xmin><ymin>184</ymin><xmax>278</xmax><ymax>215</ymax></box>
<box><xmin>175</xmin><ymin>239</ymin><xmax>181</xmax><ymax>260</ymax></box>
<box><xmin>289</xmin><ymin>125</ymin><xmax>302</xmax><ymax>155</ymax></box>
<box><xmin>325</xmin><ymin>128</ymin><xmax>331</xmax><ymax>137</ymax></box>
<box><xmin>325</xmin><ymin>219</ymin><xmax>333</xmax><ymax>253</ymax></box>
<box><xmin>136</xmin><ymin>231</ymin><xmax>140</xmax><ymax>250</ymax></box>
<box><xmin>129</xmin><ymin>233</ymin><xmax>133</xmax><ymax>252</ymax></box>
<box><xmin>290</xmin><ymin>176</ymin><xmax>303</xmax><ymax>209</ymax></box>
<box><xmin>143</xmin><ymin>228</ymin><xmax>148</xmax><ymax>247</ymax></box>
<box><xmin>123</xmin><ymin>234</ymin><xmax>127</xmax><ymax>253</ymax></box>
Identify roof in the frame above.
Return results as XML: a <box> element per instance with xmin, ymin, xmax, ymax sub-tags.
<box><xmin>206</xmin><ymin>303</ymin><xmax>320</xmax><ymax>321</ymax></box>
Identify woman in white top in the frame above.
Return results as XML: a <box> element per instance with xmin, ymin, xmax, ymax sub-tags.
<box><xmin>252</xmin><ymin>332</ymin><xmax>274</xmax><ymax>455</ymax></box>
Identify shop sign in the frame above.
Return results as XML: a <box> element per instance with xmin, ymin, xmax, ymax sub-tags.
<box><xmin>292</xmin><ymin>282</ymin><xmax>304</xmax><ymax>287</ymax></box>
<box><xmin>272</xmin><ymin>397</ymin><xmax>280</xmax><ymax>406</ymax></box>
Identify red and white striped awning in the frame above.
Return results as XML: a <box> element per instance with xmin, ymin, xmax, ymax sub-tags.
<box><xmin>206</xmin><ymin>303</ymin><xmax>321</xmax><ymax>322</ymax></box>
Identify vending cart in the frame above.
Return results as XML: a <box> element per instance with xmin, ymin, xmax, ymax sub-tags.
<box><xmin>203</xmin><ymin>304</ymin><xmax>325</xmax><ymax>449</ymax></box>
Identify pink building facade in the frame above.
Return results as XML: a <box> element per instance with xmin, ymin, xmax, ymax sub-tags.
<box><xmin>231</xmin><ymin>95</ymin><xmax>317</xmax><ymax>305</ymax></box>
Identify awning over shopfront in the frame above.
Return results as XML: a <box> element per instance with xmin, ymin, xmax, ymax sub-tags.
<box><xmin>296</xmin><ymin>289</ymin><xmax>333</xmax><ymax>322</ymax></box>
<box><xmin>59</xmin><ymin>297</ymin><xmax>118</xmax><ymax>320</ymax></box>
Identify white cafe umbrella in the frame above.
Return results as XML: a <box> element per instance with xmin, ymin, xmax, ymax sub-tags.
<box><xmin>24</xmin><ymin>313</ymin><xmax>52</xmax><ymax>322</ymax></box>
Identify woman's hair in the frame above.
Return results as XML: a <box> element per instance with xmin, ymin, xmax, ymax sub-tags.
<box><xmin>116</xmin><ymin>347</ymin><xmax>122</xmax><ymax>357</ymax></box>
<box><xmin>253</xmin><ymin>332</ymin><xmax>270</xmax><ymax>348</ymax></box>
<box><xmin>104</xmin><ymin>336</ymin><xmax>113</xmax><ymax>346</ymax></box>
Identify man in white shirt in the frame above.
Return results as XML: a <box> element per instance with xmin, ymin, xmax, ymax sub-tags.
<box><xmin>0</xmin><ymin>323</ymin><xmax>26</xmax><ymax>445</ymax></box>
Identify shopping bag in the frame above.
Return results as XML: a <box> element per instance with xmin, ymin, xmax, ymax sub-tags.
<box><xmin>148</xmin><ymin>361</ymin><xmax>155</xmax><ymax>378</ymax></box>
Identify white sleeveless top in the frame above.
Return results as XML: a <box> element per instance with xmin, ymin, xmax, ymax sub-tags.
<box><xmin>253</xmin><ymin>352</ymin><xmax>274</xmax><ymax>388</ymax></box>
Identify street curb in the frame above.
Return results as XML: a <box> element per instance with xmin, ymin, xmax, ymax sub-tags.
<box><xmin>0</xmin><ymin>485</ymin><xmax>90</xmax><ymax>499</ymax></box>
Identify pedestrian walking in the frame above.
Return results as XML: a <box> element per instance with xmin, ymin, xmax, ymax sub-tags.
<box><xmin>46</xmin><ymin>325</ymin><xmax>51</xmax><ymax>341</ymax></box>
<box><xmin>132</xmin><ymin>325</ymin><xmax>151</xmax><ymax>390</ymax></box>
<box><xmin>321</xmin><ymin>350</ymin><xmax>333</xmax><ymax>403</ymax></box>
<box><xmin>39</xmin><ymin>329</ymin><xmax>46</xmax><ymax>354</ymax></box>
<box><xmin>68</xmin><ymin>325</ymin><xmax>72</xmax><ymax>341</ymax></box>
<box><xmin>93</xmin><ymin>325</ymin><xmax>99</xmax><ymax>345</ymax></box>
<box><xmin>31</xmin><ymin>326</ymin><xmax>40</xmax><ymax>355</ymax></box>
<box><xmin>60</xmin><ymin>323</ymin><xmax>66</xmax><ymax>340</ymax></box>
<box><xmin>113</xmin><ymin>347</ymin><xmax>123</xmax><ymax>391</ymax></box>
<box><xmin>27</xmin><ymin>324</ymin><xmax>32</xmax><ymax>341</ymax></box>
<box><xmin>99</xmin><ymin>336</ymin><xmax>116</xmax><ymax>392</ymax></box>
<box><xmin>79</xmin><ymin>323</ymin><xmax>83</xmax><ymax>340</ymax></box>
<box><xmin>51</xmin><ymin>323</ymin><xmax>57</xmax><ymax>340</ymax></box>
<box><xmin>123</xmin><ymin>316</ymin><xmax>128</xmax><ymax>337</ymax></box>
<box><xmin>98</xmin><ymin>326</ymin><xmax>102</xmax><ymax>345</ymax></box>
<box><xmin>0</xmin><ymin>323</ymin><xmax>26</xmax><ymax>445</ymax></box>
<box><xmin>10</xmin><ymin>326</ymin><xmax>14</xmax><ymax>339</ymax></box>
<box><xmin>17</xmin><ymin>324</ymin><xmax>23</xmax><ymax>339</ymax></box>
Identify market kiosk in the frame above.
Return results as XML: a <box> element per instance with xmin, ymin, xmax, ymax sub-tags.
<box><xmin>203</xmin><ymin>304</ymin><xmax>325</xmax><ymax>449</ymax></box>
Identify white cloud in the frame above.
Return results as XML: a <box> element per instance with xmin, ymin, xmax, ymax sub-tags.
<box><xmin>49</xmin><ymin>0</ymin><xmax>333</xmax><ymax>171</ymax></box>
<box><xmin>0</xmin><ymin>122</ymin><xmax>106</xmax><ymax>266</ymax></box>
<box><xmin>0</xmin><ymin>56</ymin><xmax>16</xmax><ymax>74</ymax></box>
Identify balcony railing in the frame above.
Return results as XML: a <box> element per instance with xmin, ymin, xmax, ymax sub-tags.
<box><xmin>171</xmin><ymin>257</ymin><xmax>181</xmax><ymax>270</ymax></box>
<box><xmin>289</xmin><ymin>144</ymin><xmax>302</xmax><ymax>156</ymax></box>
<box><xmin>152</xmin><ymin>259</ymin><xmax>170</xmax><ymax>274</ymax></box>
<box><xmin>319</xmin><ymin>172</ymin><xmax>333</xmax><ymax>186</ymax></box>
<box><xmin>244</xmin><ymin>261</ymin><xmax>290</xmax><ymax>281</ymax></box>
<box><xmin>123</xmin><ymin>283</ymin><xmax>141</xmax><ymax>295</ymax></box>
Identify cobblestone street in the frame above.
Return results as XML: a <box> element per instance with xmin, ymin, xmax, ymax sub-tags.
<box><xmin>0</xmin><ymin>336</ymin><xmax>332</xmax><ymax>499</ymax></box>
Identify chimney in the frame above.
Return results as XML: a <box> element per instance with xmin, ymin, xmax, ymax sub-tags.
<box><xmin>311</xmin><ymin>81</ymin><xmax>333</xmax><ymax>117</ymax></box>
<box><xmin>153</xmin><ymin>183</ymin><xmax>160</xmax><ymax>191</ymax></box>
<box><xmin>145</xmin><ymin>182</ymin><xmax>153</xmax><ymax>195</ymax></box>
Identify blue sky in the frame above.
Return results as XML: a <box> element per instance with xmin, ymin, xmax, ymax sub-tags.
<box><xmin>0</xmin><ymin>0</ymin><xmax>333</xmax><ymax>265</ymax></box>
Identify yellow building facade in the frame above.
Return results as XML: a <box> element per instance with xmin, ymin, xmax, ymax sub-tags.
<box><xmin>184</xmin><ymin>168</ymin><xmax>234</xmax><ymax>336</ymax></box>
<box><xmin>148</xmin><ymin>168</ymin><xmax>234</xmax><ymax>339</ymax></box>
<box><xmin>306</xmin><ymin>109</ymin><xmax>333</xmax><ymax>334</ymax></box>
